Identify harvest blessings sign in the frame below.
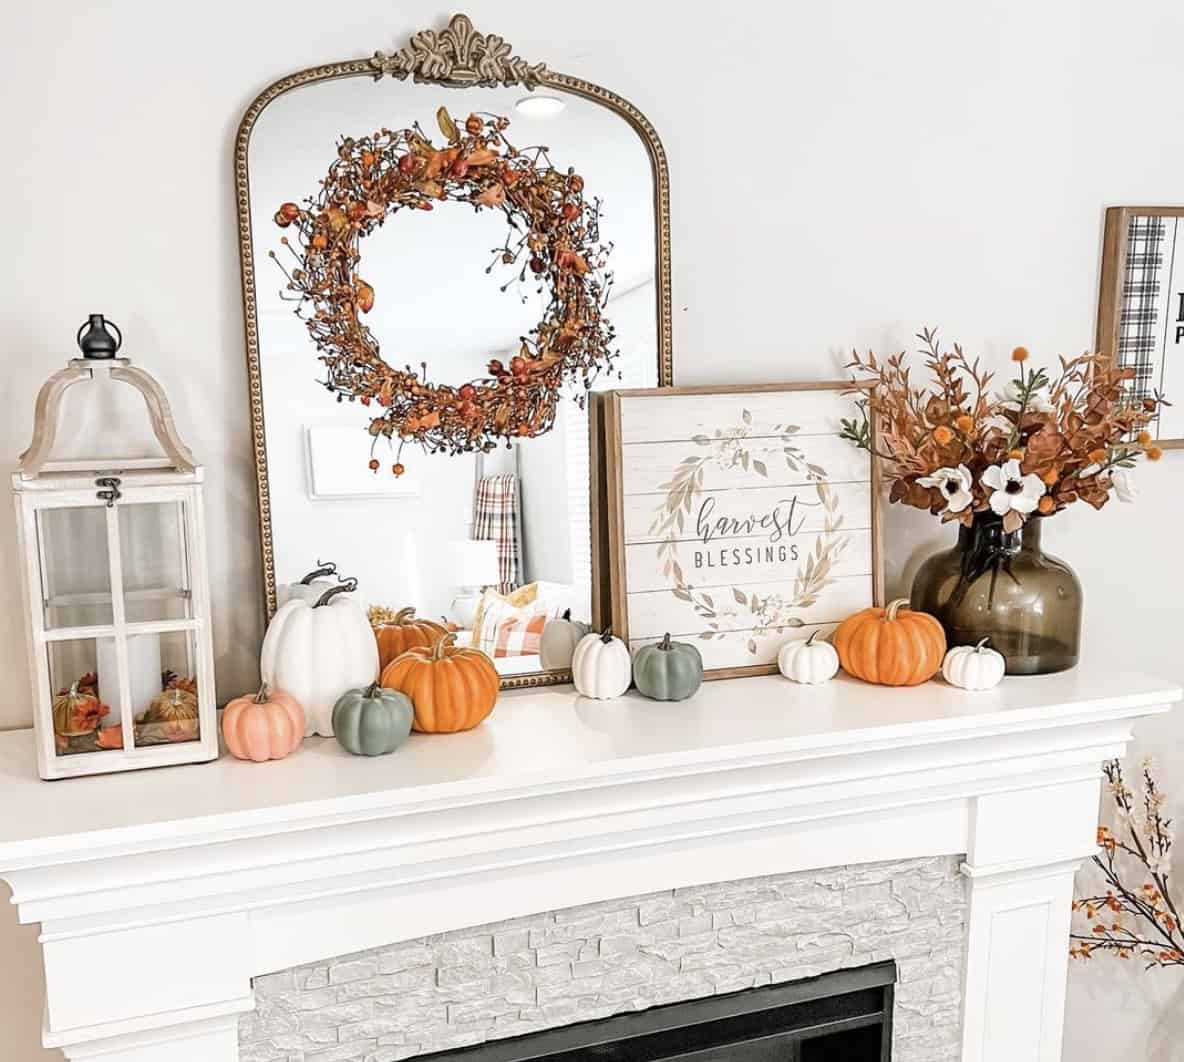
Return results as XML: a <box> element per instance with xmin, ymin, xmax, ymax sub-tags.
<box><xmin>693</xmin><ymin>494</ymin><xmax>812</xmax><ymax>571</ymax></box>
<box><xmin>605</xmin><ymin>383</ymin><xmax>883</xmax><ymax>677</ymax></box>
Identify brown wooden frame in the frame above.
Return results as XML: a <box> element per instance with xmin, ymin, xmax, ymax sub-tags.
<box><xmin>1096</xmin><ymin>205</ymin><xmax>1184</xmax><ymax>449</ymax></box>
<box><xmin>599</xmin><ymin>381</ymin><xmax>884</xmax><ymax>680</ymax></box>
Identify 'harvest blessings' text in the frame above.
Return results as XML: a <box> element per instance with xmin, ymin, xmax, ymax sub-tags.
<box><xmin>692</xmin><ymin>494</ymin><xmax>818</xmax><ymax>570</ymax></box>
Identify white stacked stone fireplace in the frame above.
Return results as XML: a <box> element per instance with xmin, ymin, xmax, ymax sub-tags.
<box><xmin>243</xmin><ymin>857</ymin><xmax>966</xmax><ymax>1062</ymax></box>
<box><xmin>0</xmin><ymin>666</ymin><xmax>1178</xmax><ymax>1062</ymax></box>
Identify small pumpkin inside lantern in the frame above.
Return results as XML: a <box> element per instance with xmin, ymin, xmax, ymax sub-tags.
<box><xmin>52</xmin><ymin>680</ymin><xmax>108</xmax><ymax>738</ymax></box>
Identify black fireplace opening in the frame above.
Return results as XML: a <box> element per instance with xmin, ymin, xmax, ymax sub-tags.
<box><xmin>427</xmin><ymin>961</ymin><xmax>895</xmax><ymax>1062</ymax></box>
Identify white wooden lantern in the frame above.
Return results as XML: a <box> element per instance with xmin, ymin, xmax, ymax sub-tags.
<box><xmin>11</xmin><ymin>315</ymin><xmax>218</xmax><ymax>779</ymax></box>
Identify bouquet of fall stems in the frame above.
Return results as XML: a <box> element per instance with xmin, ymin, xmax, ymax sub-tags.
<box><xmin>841</xmin><ymin>328</ymin><xmax>1166</xmax><ymax>533</ymax></box>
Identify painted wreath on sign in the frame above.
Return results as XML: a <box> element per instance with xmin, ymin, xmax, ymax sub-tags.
<box><xmin>272</xmin><ymin>107</ymin><xmax>616</xmax><ymax>473</ymax></box>
<box><xmin>649</xmin><ymin>412</ymin><xmax>850</xmax><ymax>655</ymax></box>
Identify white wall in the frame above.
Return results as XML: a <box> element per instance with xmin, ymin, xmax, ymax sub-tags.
<box><xmin>1</xmin><ymin>3</ymin><xmax>1182</xmax><ymax>1060</ymax></box>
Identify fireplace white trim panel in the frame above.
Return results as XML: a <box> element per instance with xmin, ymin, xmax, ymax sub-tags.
<box><xmin>0</xmin><ymin>667</ymin><xmax>1177</xmax><ymax>1062</ymax></box>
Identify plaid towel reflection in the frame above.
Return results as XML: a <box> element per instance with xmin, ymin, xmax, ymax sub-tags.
<box><xmin>1119</xmin><ymin>216</ymin><xmax>1166</xmax><ymax>401</ymax></box>
<box><xmin>473</xmin><ymin>474</ymin><xmax>520</xmax><ymax>593</ymax></box>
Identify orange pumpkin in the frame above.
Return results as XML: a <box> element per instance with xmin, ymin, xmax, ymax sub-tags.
<box><xmin>222</xmin><ymin>685</ymin><xmax>305</xmax><ymax>762</ymax></box>
<box><xmin>833</xmin><ymin>598</ymin><xmax>946</xmax><ymax>686</ymax></box>
<box><xmin>380</xmin><ymin>632</ymin><xmax>498</xmax><ymax>733</ymax></box>
<box><xmin>372</xmin><ymin>606</ymin><xmax>449</xmax><ymax>672</ymax></box>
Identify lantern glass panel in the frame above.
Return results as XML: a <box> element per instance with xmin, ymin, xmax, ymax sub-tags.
<box><xmin>36</xmin><ymin>506</ymin><xmax>114</xmax><ymax>629</ymax></box>
<box><xmin>46</xmin><ymin>636</ymin><xmax>121</xmax><ymax>757</ymax></box>
<box><xmin>132</xmin><ymin>629</ymin><xmax>202</xmax><ymax>748</ymax></box>
<box><xmin>117</xmin><ymin>500</ymin><xmax>193</xmax><ymax>623</ymax></box>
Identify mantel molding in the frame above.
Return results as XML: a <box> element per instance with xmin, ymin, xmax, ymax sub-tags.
<box><xmin>0</xmin><ymin>670</ymin><xmax>1178</xmax><ymax>1061</ymax></box>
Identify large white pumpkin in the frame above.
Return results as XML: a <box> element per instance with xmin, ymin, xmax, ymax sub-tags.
<box><xmin>571</xmin><ymin>630</ymin><xmax>632</xmax><ymax>699</ymax></box>
<box><xmin>276</xmin><ymin>563</ymin><xmax>340</xmax><ymax>608</ymax></box>
<box><xmin>260</xmin><ymin>582</ymin><xmax>379</xmax><ymax>736</ymax></box>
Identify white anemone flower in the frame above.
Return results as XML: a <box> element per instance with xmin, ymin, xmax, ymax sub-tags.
<box><xmin>1111</xmin><ymin>468</ymin><xmax>1138</xmax><ymax>503</ymax></box>
<box><xmin>999</xmin><ymin>380</ymin><xmax>1055</xmax><ymax>414</ymax></box>
<box><xmin>981</xmin><ymin>458</ymin><xmax>1045</xmax><ymax>516</ymax></box>
<box><xmin>982</xmin><ymin>413</ymin><xmax>1015</xmax><ymax>434</ymax></box>
<box><xmin>918</xmin><ymin>464</ymin><xmax>974</xmax><ymax>514</ymax></box>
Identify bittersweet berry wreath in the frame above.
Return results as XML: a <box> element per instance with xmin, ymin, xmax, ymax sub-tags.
<box><xmin>272</xmin><ymin>106</ymin><xmax>617</xmax><ymax>473</ymax></box>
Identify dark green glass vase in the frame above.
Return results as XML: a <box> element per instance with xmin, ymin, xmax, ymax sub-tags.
<box><xmin>910</xmin><ymin>514</ymin><xmax>1081</xmax><ymax>675</ymax></box>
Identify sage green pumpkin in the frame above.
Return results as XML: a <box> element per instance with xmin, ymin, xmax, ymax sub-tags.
<box><xmin>632</xmin><ymin>633</ymin><xmax>703</xmax><ymax>701</ymax></box>
<box><xmin>331</xmin><ymin>683</ymin><xmax>414</xmax><ymax>756</ymax></box>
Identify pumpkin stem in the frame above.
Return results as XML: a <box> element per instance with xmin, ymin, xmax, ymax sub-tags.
<box><xmin>299</xmin><ymin>561</ymin><xmax>337</xmax><ymax>584</ymax></box>
<box><xmin>599</xmin><ymin>627</ymin><xmax>615</xmax><ymax>644</ymax></box>
<box><xmin>974</xmin><ymin>637</ymin><xmax>991</xmax><ymax>652</ymax></box>
<box><xmin>885</xmin><ymin>598</ymin><xmax>911</xmax><ymax>621</ymax></box>
<box><xmin>314</xmin><ymin>577</ymin><xmax>358</xmax><ymax>608</ymax></box>
<box><xmin>805</xmin><ymin>629</ymin><xmax>818</xmax><ymax>646</ymax></box>
<box><xmin>254</xmin><ymin>683</ymin><xmax>270</xmax><ymax>704</ymax></box>
<box><xmin>561</xmin><ymin>608</ymin><xmax>572</xmax><ymax>622</ymax></box>
<box><xmin>432</xmin><ymin>632</ymin><xmax>458</xmax><ymax>661</ymax></box>
<box><xmin>68</xmin><ymin>680</ymin><xmax>80</xmax><ymax>699</ymax></box>
<box><xmin>365</xmin><ymin>680</ymin><xmax>382</xmax><ymax>698</ymax></box>
<box><xmin>393</xmin><ymin>606</ymin><xmax>417</xmax><ymax>625</ymax></box>
<box><xmin>658</xmin><ymin>632</ymin><xmax>673</xmax><ymax>651</ymax></box>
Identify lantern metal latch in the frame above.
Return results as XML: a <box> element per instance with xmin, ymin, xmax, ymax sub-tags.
<box><xmin>95</xmin><ymin>476</ymin><xmax>123</xmax><ymax>507</ymax></box>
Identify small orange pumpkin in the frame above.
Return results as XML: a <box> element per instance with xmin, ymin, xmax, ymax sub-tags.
<box><xmin>371</xmin><ymin>606</ymin><xmax>449</xmax><ymax>672</ymax></box>
<box><xmin>833</xmin><ymin>598</ymin><xmax>946</xmax><ymax>686</ymax></box>
<box><xmin>222</xmin><ymin>685</ymin><xmax>305</xmax><ymax>762</ymax></box>
<box><xmin>380</xmin><ymin>632</ymin><xmax>498</xmax><ymax>733</ymax></box>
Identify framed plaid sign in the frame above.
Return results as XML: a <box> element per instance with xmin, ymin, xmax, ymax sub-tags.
<box><xmin>602</xmin><ymin>383</ymin><xmax>884</xmax><ymax>679</ymax></box>
<box><xmin>1097</xmin><ymin>206</ymin><xmax>1184</xmax><ymax>447</ymax></box>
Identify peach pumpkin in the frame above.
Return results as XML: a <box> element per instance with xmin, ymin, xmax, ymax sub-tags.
<box><xmin>372</xmin><ymin>607</ymin><xmax>449</xmax><ymax>672</ymax></box>
<box><xmin>380</xmin><ymin>632</ymin><xmax>498</xmax><ymax>733</ymax></box>
<box><xmin>221</xmin><ymin>685</ymin><xmax>305</xmax><ymax>762</ymax></box>
<box><xmin>833</xmin><ymin>598</ymin><xmax>946</xmax><ymax>687</ymax></box>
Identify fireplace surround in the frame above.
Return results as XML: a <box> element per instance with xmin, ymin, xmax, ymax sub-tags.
<box><xmin>242</xmin><ymin>857</ymin><xmax>965</xmax><ymax>1062</ymax></box>
<box><xmin>0</xmin><ymin>666</ymin><xmax>1178</xmax><ymax>1062</ymax></box>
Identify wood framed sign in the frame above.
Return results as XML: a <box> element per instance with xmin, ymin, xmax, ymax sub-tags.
<box><xmin>1097</xmin><ymin>206</ymin><xmax>1184</xmax><ymax>448</ymax></box>
<box><xmin>603</xmin><ymin>383</ymin><xmax>883</xmax><ymax>679</ymax></box>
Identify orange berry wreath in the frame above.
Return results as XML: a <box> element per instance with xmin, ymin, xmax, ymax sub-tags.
<box><xmin>272</xmin><ymin>106</ymin><xmax>617</xmax><ymax>471</ymax></box>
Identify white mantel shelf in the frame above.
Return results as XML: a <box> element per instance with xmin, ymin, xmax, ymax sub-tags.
<box><xmin>1</xmin><ymin>666</ymin><xmax>1178</xmax><ymax>1062</ymax></box>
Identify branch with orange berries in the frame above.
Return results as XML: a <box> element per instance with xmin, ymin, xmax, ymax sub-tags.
<box><xmin>1071</xmin><ymin>759</ymin><xmax>1184</xmax><ymax>970</ymax></box>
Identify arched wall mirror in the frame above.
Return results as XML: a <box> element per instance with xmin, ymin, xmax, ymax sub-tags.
<box><xmin>236</xmin><ymin>13</ymin><xmax>672</xmax><ymax>688</ymax></box>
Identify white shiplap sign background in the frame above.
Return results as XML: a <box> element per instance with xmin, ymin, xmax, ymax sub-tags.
<box><xmin>606</xmin><ymin>385</ymin><xmax>882</xmax><ymax>676</ymax></box>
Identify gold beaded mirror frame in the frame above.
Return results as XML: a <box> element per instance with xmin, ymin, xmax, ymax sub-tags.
<box><xmin>235</xmin><ymin>13</ymin><xmax>672</xmax><ymax>689</ymax></box>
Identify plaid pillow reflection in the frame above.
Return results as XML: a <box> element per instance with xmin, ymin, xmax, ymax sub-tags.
<box><xmin>487</xmin><ymin>613</ymin><xmax>548</xmax><ymax>658</ymax></box>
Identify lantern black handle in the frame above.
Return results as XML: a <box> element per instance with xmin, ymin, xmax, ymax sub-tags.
<box><xmin>76</xmin><ymin>315</ymin><xmax>123</xmax><ymax>359</ymax></box>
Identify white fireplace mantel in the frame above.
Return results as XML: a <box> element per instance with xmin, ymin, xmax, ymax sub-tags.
<box><xmin>0</xmin><ymin>666</ymin><xmax>1178</xmax><ymax>1062</ymax></box>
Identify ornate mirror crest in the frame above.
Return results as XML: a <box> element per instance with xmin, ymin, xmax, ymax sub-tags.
<box><xmin>368</xmin><ymin>13</ymin><xmax>547</xmax><ymax>86</ymax></box>
<box><xmin>235</xmin><ymin>13</ymin><xmax>672</xmax><ymax>689</ymax></box>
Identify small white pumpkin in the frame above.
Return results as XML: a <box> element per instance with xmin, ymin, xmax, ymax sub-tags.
<box><xmin>260</xmin><ymin>579</ymin><xmax>379</xmax><ymax>736</ymax></box>
<box><xmin>777</xmin><ymin>630</ymin><xmax>840</xmax><ymax>685</ymax></box>
<box><xmin>571</xmin><ymin>629</ymin><xmax>632</xmax><ymax>699</ymax></box>
<box><xmin>539</xmin><ymin>609</ymin><xmax>591</xmax><ymax>670</ymax></box>
<box><xmin>942</xmin><ymin>638</ymin><xmax>1005</xmax><ymax>691</ymax></box>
